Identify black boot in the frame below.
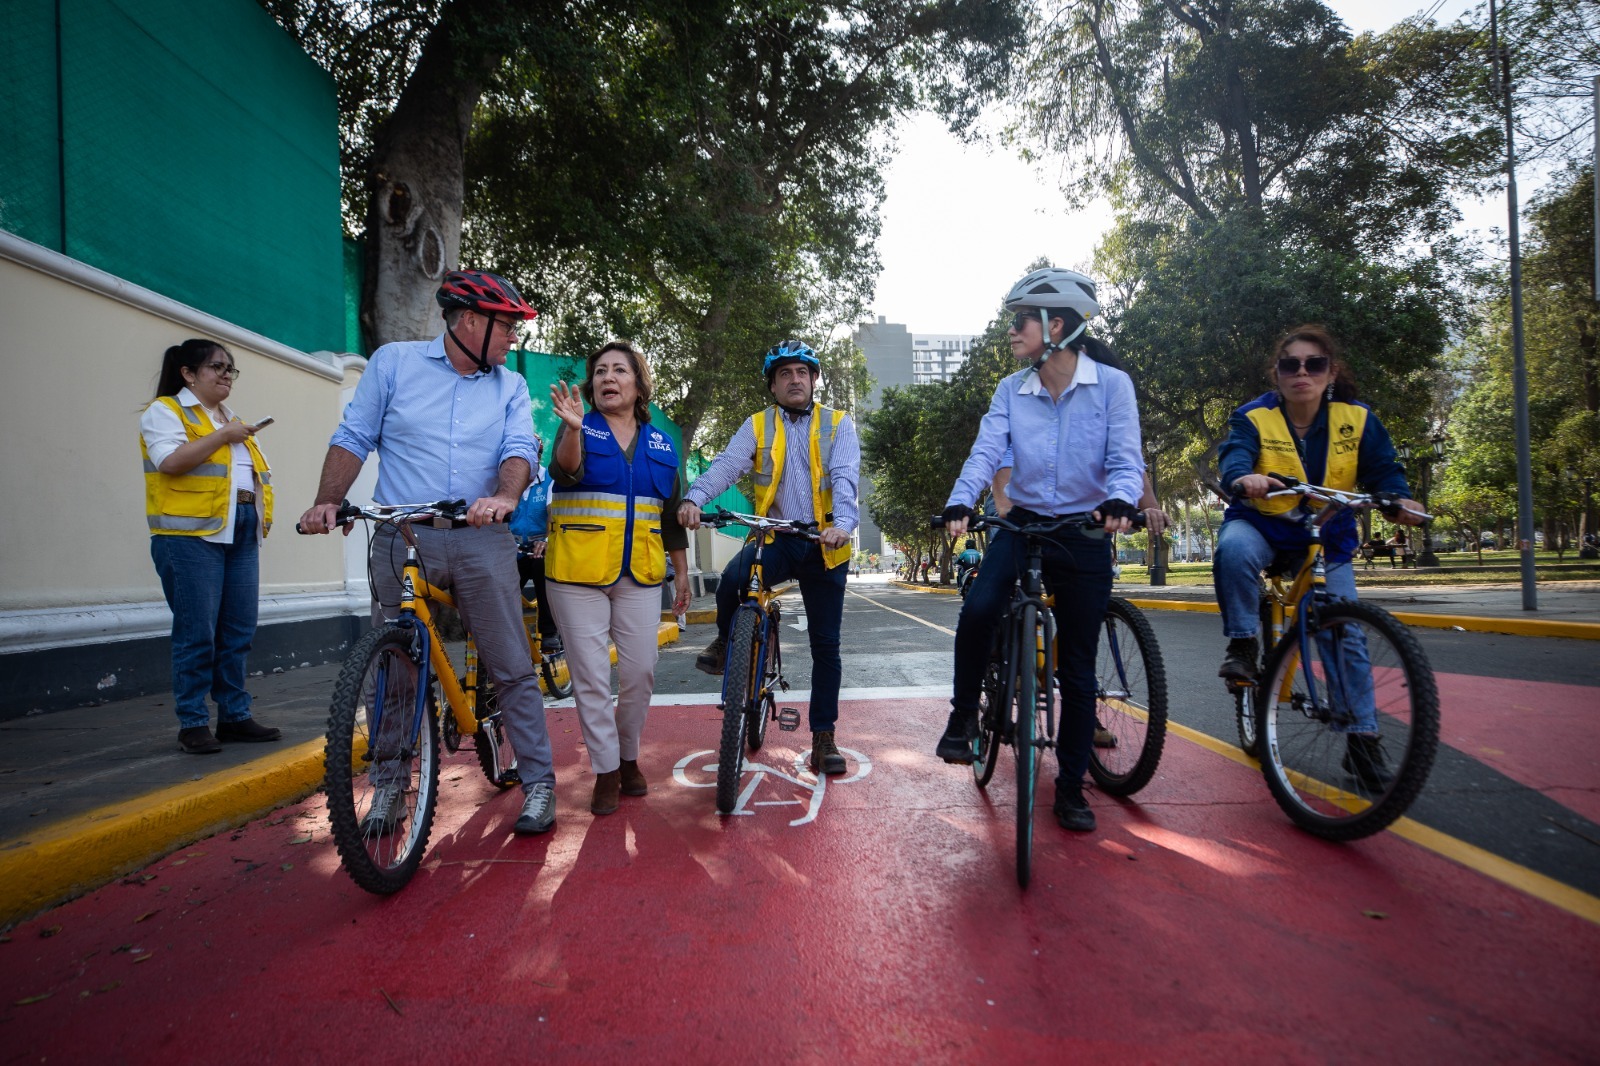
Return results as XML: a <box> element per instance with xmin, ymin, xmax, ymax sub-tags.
<box><xmin>1053</xmin><ymin>781</ymin><xmax>1096</xmax><ymax>832</ymax></box>
<box><xmin>935</xmin><ymin>710</ymin><xmax>978</xmax><ymax>764</ymax></box>
<box><xmin>1217</xmin><ymin>637</ymin><xmax>1259</xmax><ymax>682</ymax></box>
<box><xmin>1342</xmin><ymin>733</ymin><xmax>1394</xmax><ymax>790</ymax></box>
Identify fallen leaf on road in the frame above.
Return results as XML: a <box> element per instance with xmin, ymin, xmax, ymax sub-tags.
<box><xmin>288</xmin><ymin>834</ymin><xmax>313</xmax><ymax>845</ymax></box>
<box><xmin>14</xmin><ymin>994</ymin><xmax>52</xmax><ymax>1005</ymax></box>
<box><xmin>379</xmin><ymin>988</ymin><xmax>403</xmax><ymax>1016</ymax></box>
<box><xmin>169</xmin><ymin>859</ymin><xmax>186</xmax><ymax>867</ymax></box>
<box><xmin>133</xmin><ymin>911</ymin><xmax>159</xmax><ymax>924</ymax></box>
<box><xmin>281</xmin><ymin>863</ymin><xmax>294</xmax><ymax>872</ymax></box>
<box><xmin>40</xmin><ymin>926</ymin><xmax>61</xmax><ymax>938</ymax></box>
<box><xmin>1361</xmin><ymin>910</ymin><xmax>1388</xmax><ymax>920</ymax></box>
<box><xmin>134</xmin><ymin>953</ymin><xmax>154</xmax><ymax>964</ymax></box>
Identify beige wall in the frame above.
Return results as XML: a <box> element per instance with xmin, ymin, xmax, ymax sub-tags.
<box><xmin>0</xmin><ymin>250</ymin><xmax>353</xmax><ymax>614</ymax></box>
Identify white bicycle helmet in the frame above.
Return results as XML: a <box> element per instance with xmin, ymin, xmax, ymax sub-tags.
<box><xmin>1003</xmin><ymin>267</ymin><xmax>1101</xmax><ymax>364</ymax></box>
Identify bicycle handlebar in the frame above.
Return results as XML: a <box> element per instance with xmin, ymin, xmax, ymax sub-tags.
<box><xmin>702</xmin><ymin>507</ymin><xmax>821</xmax><ymax>539</ymax></box>
<box><xmin>295</xmin><ymin>499</ymin><xmax>469</xmax><ymax>534</ymax></box>
<box><xmin>1257</xmin><ymin>474</ymin><xmax>1432</xmax><ymax>522</ymax></box>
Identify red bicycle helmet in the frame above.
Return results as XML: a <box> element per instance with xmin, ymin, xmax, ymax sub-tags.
<box><xmin>436</xmin><ymin>270</ymin><xmax>538</xmax><ymax>320</ymax></box>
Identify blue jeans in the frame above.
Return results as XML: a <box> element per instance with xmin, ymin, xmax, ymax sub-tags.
<box><xmin>1213</xmin><ymin>519</ymin><xmax>1375</xmax><ymax>732</ymax></box>
<box><xmin>951</xmin><ymin>516</ymin><xmax>1112</xmax><ymax>783</ymax></box>
<box><xmin>150</xmin><ymin>504</ymin><xmax>260</xmax><ymax>730</ymax></box>
<box><xmin>715</xmin><ymin>536</ymin><xmax>846</xmax><ymax>733</ymax></box>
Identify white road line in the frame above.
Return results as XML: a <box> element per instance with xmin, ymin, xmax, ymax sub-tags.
<box><xmin>847</xmin><ymin>590</ymin><xmax>957</xmax><ymax>636</ymax></box>
<box><xmin>647</xmin><ymin>685</ymin><xmax>950</xmax><ymax>707</ymax></box>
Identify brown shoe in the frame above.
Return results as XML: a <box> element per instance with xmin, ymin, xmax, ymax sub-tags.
<box><xmin>809</xmin><ymin>730</ymin><xmax>846</xmax><ymax>775</ymax></box>
<box><xmin>178</xmin><ymin>726</ymin><xmax>222</xmax><ymax>754</ymax></box>
<box><xmin>217</xmin><ymin>718</ymin><xmax>281</xmax><ymax>743</ymax></box>
<box><xmin>590</xmin><ymin>768</ymin><xmax>621</xmax><ymax>815</ymax></box>
<box><xmin>619</xmin><ymin>759</ymin><xmax>648</xmax><ymax>796</ymax></box>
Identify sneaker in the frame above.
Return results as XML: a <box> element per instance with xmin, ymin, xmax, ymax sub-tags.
<box><xmin>1341</xmin><ymin>734</ymin><xmax>1394</xmax><ymax>790</ymax></box>
<box><xmin>935</xmin><ymin>710</ymin><xmax>978</xmax><ymax>764</ymax></box>
<box><xmin>809</xmin><ymin>731</ymin><xmax>846</xmax><ymax>775</ymax></box>
<box><xmin>217</xmin><ymin>718</ymin><xmax>282</xmax><ymax>743</ymax></box>
<box><xmin>362</xmin><ymin>784</ymin><xmax>405</xmax><ymax>835</ymax></box>
<box><xmin>1217</xmin><ymin>637</ymin><xmax>1260</xmax><ymax>682</ymax></box>
<box><xmin>1093</xmin><ymin>722</ymin><xmax>1118</xmax><ymax>749</ymax></box>
<box><xmin>178</xmin><ymin>726</ymin><xmax>222</xmax><ymax>754</ymax></box>
<box><xmin>694</xmin><ymin>636</ymin><xmax>727</xmax><ymax>675</ymax></box>
<box><xmin>1053</xmin><ymin>782</ymin><xmax>1096</xmax><ymax>832</ymax></box>
<box><xmin>515</xmin><ymin>782</ymin><xmax>557</xmax><ymax>835</ymax></box>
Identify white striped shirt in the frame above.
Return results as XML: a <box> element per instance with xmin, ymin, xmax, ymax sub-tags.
<box><xmin>687</xmin><ymin>406</ymin><xmax>861</xmax><ymax>531</ymax></box>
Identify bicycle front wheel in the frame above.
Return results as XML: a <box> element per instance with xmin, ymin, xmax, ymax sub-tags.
<box><xmin>747</xmin><ymin>610</ymin><xmax>778</xmax><ymax>752</ymax></box>
<box><xmin>716</xmin><ymin>608</ymin><xmax>760</xmax><ymax>813</ymax></box>
<box><xmin>325</xmin><ymin>625</ymin><xmax>440</xmax><ymax>894</ymax></box>
<box><xmin>1257</xmin><ymin>600</ymin><xmax>1440</xmax><ymax>841</ymax></box>
<box><xmin>1088</xmin><ymin>598</ymin><xmax>1168</xmax><ymax>796</ymax></box>
<box><xmin>1014</xmin><ymin>603</ymin><xmax>1041</xmax><ymax>888</ymax></box>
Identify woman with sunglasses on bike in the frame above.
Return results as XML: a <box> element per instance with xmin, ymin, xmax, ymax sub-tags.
<box><xmin>1214</xmin><ymin>326</ymin><xmax>1423</xmax><ymax>779</ymax></box>
<box><xmin>139</xmin><ymin>339</ymin><xmax>279</xmax><ymax>754</ymax></box>
<box><xmin>935</xmin><ymin>267</ymin><xmax>1146</xmax><ymax>834</ymax></box>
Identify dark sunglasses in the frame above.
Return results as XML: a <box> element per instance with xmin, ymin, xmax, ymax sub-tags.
<box><xmin>1277</xmin><ymin>355</ymin><xmax>1330</xmax><ymax>375</ymax></box>
<box><xmin>1010</xmin><ymin>311</ymin><xmax>1041</xmax><ymax>332</ymax></box>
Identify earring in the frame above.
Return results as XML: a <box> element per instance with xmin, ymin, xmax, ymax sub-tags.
<box><xmin>1325</xmin><ymin>382</ymin><xmax>1334</xmax><ymax>401</ymax></box>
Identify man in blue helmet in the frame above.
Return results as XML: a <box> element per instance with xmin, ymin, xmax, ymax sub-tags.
<box><xmin>678</xmin><ymin>340</ymin><xmax>861</xmax><ymax>776</ymax></box>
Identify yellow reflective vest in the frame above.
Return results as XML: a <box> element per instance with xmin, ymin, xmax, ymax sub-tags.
<box><xmin>141</xmin><ymin>396</ymin><xmax>273</xmax><ymax>537</ymax></box>
<box><xmin>1245</xmin><ymin>401</ymin><xmax>1367</xmax><ymax>517</ymax></box>
<box><xmin>751</xmin><ymin>404</ymin><xmax>852</xmax><ymax>570</ymax></box>
<box><xmin>547</xmin><ymin>412</ymin><xmax>678</xmax><ymax>587</ymax></box>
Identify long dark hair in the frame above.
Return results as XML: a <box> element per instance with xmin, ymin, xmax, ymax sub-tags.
<box><xmin>154</xmin><ymin>339</ymin><xmax>231</xmax><ymax>398</ymax></box>
<box><xmin>1272</xmin><ymin>324</ymin><xmax>1359</xmax><ymax>402</ymax></box>
<box><xmin>581</xmin><ymin>340</ymin><xmax>653</xmax><ymax>424</ymax></box>
<box><xmin>1052</xmin><ymin>308</ymin><xmax>1125</xmax><ymax>373</ymax></box>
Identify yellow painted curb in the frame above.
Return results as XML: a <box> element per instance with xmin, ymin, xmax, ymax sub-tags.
<box><xmin>0</xmin><ymin>739</ymin><xmax>326</xmax><ymax>927</ymax></box>
<box><xmin>1120</xmin><ymin>598</ymin><xmax>1600</xmax><ymax>640</ymax></box>
<box><xmin>891</xmin><ymin>580</ymin><xmax>959</xmax><ymax>595</ymax></box>
<box><xmin>663</xmin><ymin>609</ymin><xmax>718</xmax><ymax>626</ymax></box>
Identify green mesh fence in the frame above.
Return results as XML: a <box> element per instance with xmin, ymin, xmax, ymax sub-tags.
<box><xmin>0</xmin><ymin>0</ymin><xmax>343</xmax><ymax>357</ymax></box>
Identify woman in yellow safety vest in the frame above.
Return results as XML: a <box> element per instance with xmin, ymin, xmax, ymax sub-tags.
<box><xmin>139</xmin><ymin>339</ymin><xmax>279</xmax><ymax>754</ymax></box>
<box><xmin>1214</xmin><ymin>324</ymin><xmax>1423</xmax><ymax>784</ymax></box>
<box><xmin>546</xmin><ymin>341</ymin><xmax>691</xmax><ymax>816</ymax></box>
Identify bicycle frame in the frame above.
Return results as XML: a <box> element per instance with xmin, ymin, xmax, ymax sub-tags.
<box><xmin>720</xmin><ymin>529</ymin><xmax>785</xmax><ymax>716</ymax></box>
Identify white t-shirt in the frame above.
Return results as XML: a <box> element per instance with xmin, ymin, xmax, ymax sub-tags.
<box><xmin>139</xmin><ymin>387</ymin><xmax>262</xmax><ymax>545</ymax></box>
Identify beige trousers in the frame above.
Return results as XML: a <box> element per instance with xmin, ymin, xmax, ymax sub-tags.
<box><xmin>545</xmin><ymin>577</ymin><xmax>661</xmax><ymax>775</ymax></box>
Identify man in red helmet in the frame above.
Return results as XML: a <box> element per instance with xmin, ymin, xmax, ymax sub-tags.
<box><xmin>299</xmin><ymin>270</ymin><xmax>561</xmax><ymax>836</ymax></box>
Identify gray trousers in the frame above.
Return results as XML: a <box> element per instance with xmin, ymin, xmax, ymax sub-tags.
<box><xmin>370</xmin><ymin>523</ymin><xmax>554</xmax><ymax>790</ymax></box>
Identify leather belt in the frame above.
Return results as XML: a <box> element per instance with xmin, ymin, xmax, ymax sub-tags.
<box><xmin>236</xmin><ymin>489</ymin><xmax>256</xmax><ymax>504</ymax></box>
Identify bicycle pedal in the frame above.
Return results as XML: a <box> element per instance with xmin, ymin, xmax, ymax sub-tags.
<box><xmin>777</xmin><ymin>707</ymin><xmax>801</xmax><ymax>731</ymax></box>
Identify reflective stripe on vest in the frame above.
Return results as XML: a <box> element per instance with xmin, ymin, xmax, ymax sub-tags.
<box><xmin>1247</xmin><ymin>402</ymin><xmax>1367</xmax><ymax>517</ymax></box>
<box><xmin>750</xmin><ymin>404</ymin><xmax>850</xmax><ymax>570</ymax></box>
<box><xmin>141</xmin><ymin>396</ymin><xmax>274</xmax><ymax>536</ymax></box>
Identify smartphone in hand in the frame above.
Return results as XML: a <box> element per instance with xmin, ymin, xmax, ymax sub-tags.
<box><xmin>253</xmin><ymin>416</ymin><xmax>276</xmax><ymax>429</ymax></box>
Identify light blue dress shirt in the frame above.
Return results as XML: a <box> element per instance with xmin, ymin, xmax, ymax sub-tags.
<box><xmin>946</xmin><ymin>355</ymin><xmax>1145</xmax><ymax>515</ymax></box>
<box><xmin>329</xmin><ymin>334</ymin><xmax>540</xmax><ymax>505</ymax></box>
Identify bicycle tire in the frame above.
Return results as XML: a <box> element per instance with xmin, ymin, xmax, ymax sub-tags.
<box><xmin>972</xmin><ymin>655</ymin><xmax>1004</xmax><ymax>789</ymax></box>
<box><xmin>1014</xmin><ymin>602</ymin><xmax>1040</xmax><ymax>888</ymax></box>
<box><xmin>716</xmin><ymin>608</ymin><xmax>760</xmax><ymax>813</ymax></box>
<box><xmin>1234</xmin><ymin>592</ymin><xmax>1275</xmax><ymax>757</ymax></box>
<box><xmin>539</xmin><ymin>656</ymin><xmax>573</xmax><ymax>699</ymax></box>
<box><xmin>1087</xmin><ymin>598</ymin><xmax>1168</xmax><ymax>796</ymax></box>
<box><xmin>325</xmin><ymin>625</ymin><xmax>440</xmax><ymax>894</ymax></box>
<box><xmin>472</xmin><ymin>681</ymin><xmax>521</xmax><ymax>790</ymax></box>
<box><xmin>1257</xmin><ymin>599</ymin><xmax>1440</xmax><ymax>841</ymax></box>
<box><xmin>747</xmin><ymin>610</ymin><xmax>777</xmax><ymax>752</ymax></box>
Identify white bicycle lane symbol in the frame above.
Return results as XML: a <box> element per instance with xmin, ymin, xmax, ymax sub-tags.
<box><xmin>672</xmin><ymin>747</ymin><xmax>872</xmax><ymax>826</ymax></box>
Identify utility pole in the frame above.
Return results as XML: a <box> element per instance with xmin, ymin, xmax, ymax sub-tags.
<box><xmin>1489</xmin><ymin>0</ymin><xmax>1538</xmax><ymax>610</ymax></box>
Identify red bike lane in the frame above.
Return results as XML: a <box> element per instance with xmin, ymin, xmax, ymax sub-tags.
<box><xmin>4</xmin><ymin>696</ymin><xmax>1597</xmax><ymax>1063</ymax></box>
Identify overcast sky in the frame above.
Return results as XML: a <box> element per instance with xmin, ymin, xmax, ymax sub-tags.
<box><xmin>866</xmin><ymin>0</ymin><xmax>1508</xmax><ymax>336</ymax></box>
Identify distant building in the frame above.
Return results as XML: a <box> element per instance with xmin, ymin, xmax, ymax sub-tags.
<box><xmin>850</xmin><ymin>316</ymin><xmax>980</xmax><ymax>556</ymax></box>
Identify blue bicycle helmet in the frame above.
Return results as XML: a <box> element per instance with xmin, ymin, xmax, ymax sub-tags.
<box><xmin>762</xmin><ymin>339</ymin><xmax>820</xmax><ymax>381</ymax></box>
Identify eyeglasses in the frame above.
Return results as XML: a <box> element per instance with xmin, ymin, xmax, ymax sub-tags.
<box><xmin>202</xmin><ymin>362</ymin><xmax>241</xmax><ymax>380</ymax></box>
<box><xmin>1277</xmin><ymin>355</ymin><xmax>1330</xmax><ymax>376</ymax></box>
<box><xmin>1010</xmin><ymin>312</ymin><xmax>1040</xmax><ymax>332</ymax></box>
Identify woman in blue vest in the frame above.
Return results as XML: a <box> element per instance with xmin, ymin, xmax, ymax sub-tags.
<box><xmin>1214</xmin><ymin>324</ymin><xmax>1423</xmax><ymax>782</ymax></box>
<box><xmin>546</xmin><ymin>341</ymin><xmax>690</xmax><ymax>815</ymax></box>
<box><xmin>139</xmin><ymin>339</ymin><xmax>280</xmax><ymax>754</ymax></box>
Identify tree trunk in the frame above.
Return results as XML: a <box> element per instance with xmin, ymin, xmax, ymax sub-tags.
<box><xmin>362</xmin><ymin>3</ymin><xmax>504</xmax><ymax>349</ymax></box>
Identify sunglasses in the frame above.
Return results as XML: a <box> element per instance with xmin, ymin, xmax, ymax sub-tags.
<box><xmin>1277</xmin><ymin>355</ymin><xmax>1330</xmax><ymax>375</ymax></box>
<box><xmin>201</xmin><ymin>362</ymin><xmax>241</xmax><ymax>380</ymax></box>
<box><xmin>1010</xmin><ymin>311</ymin><xmax>1041</xmax><ymax>332</ymax></box>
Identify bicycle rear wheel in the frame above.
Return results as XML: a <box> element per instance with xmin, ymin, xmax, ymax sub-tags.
<box><xmin>716</xmin><ymin>607</ymin><xmax>760</xmax><ymax>813</ymax></box>
<box><xmin>1257</xmin><ymin>599</ymin><xmax>1440</xmax><ymax>841</ymax></box>
<box><xmin>539</xmin><ymin>655</ymin><xmax>573</xmax><ymax>699</ymax></box>
<box><xmin>1087</xmin><ymin>598</ymin><xmax>1168</xmax><ymax>796</ymax></box>
<box><xmin>325</xmin><ymin>625</ymin><xmax>440</xmax><ymax>894</ymax></box>
<box><xmin>1014</xmin><ymin>603</ymin><xmax>1041</xmax><ymax>888</ymax></box>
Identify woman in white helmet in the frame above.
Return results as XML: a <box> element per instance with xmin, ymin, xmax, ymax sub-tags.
<box><xmin>935</xmin><ymin>267</ymin><xmax>1147</xmax><ymax>834</ymax></box>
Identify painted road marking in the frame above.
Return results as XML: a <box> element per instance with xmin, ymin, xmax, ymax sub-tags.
<box><xmin>849</xmin><ymin>591</ymin><xmax>956</xmax><ymax>635</ymax></box>
<box><xmin>672</xmin><ymin>746</ymin><xmax>872</xmax><ymax>826</ymax></box>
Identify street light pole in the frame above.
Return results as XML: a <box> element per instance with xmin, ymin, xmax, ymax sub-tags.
<box><xmin>1489</xmin><ymin>0</ymin><xmax>1538</xmax><ymax>610</ymax></box>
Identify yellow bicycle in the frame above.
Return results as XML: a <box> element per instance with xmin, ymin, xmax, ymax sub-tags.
<box><xmin>300</xmin><ymin>500</ymin><xmax>570</xmax><ymax>894</ymax></box>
